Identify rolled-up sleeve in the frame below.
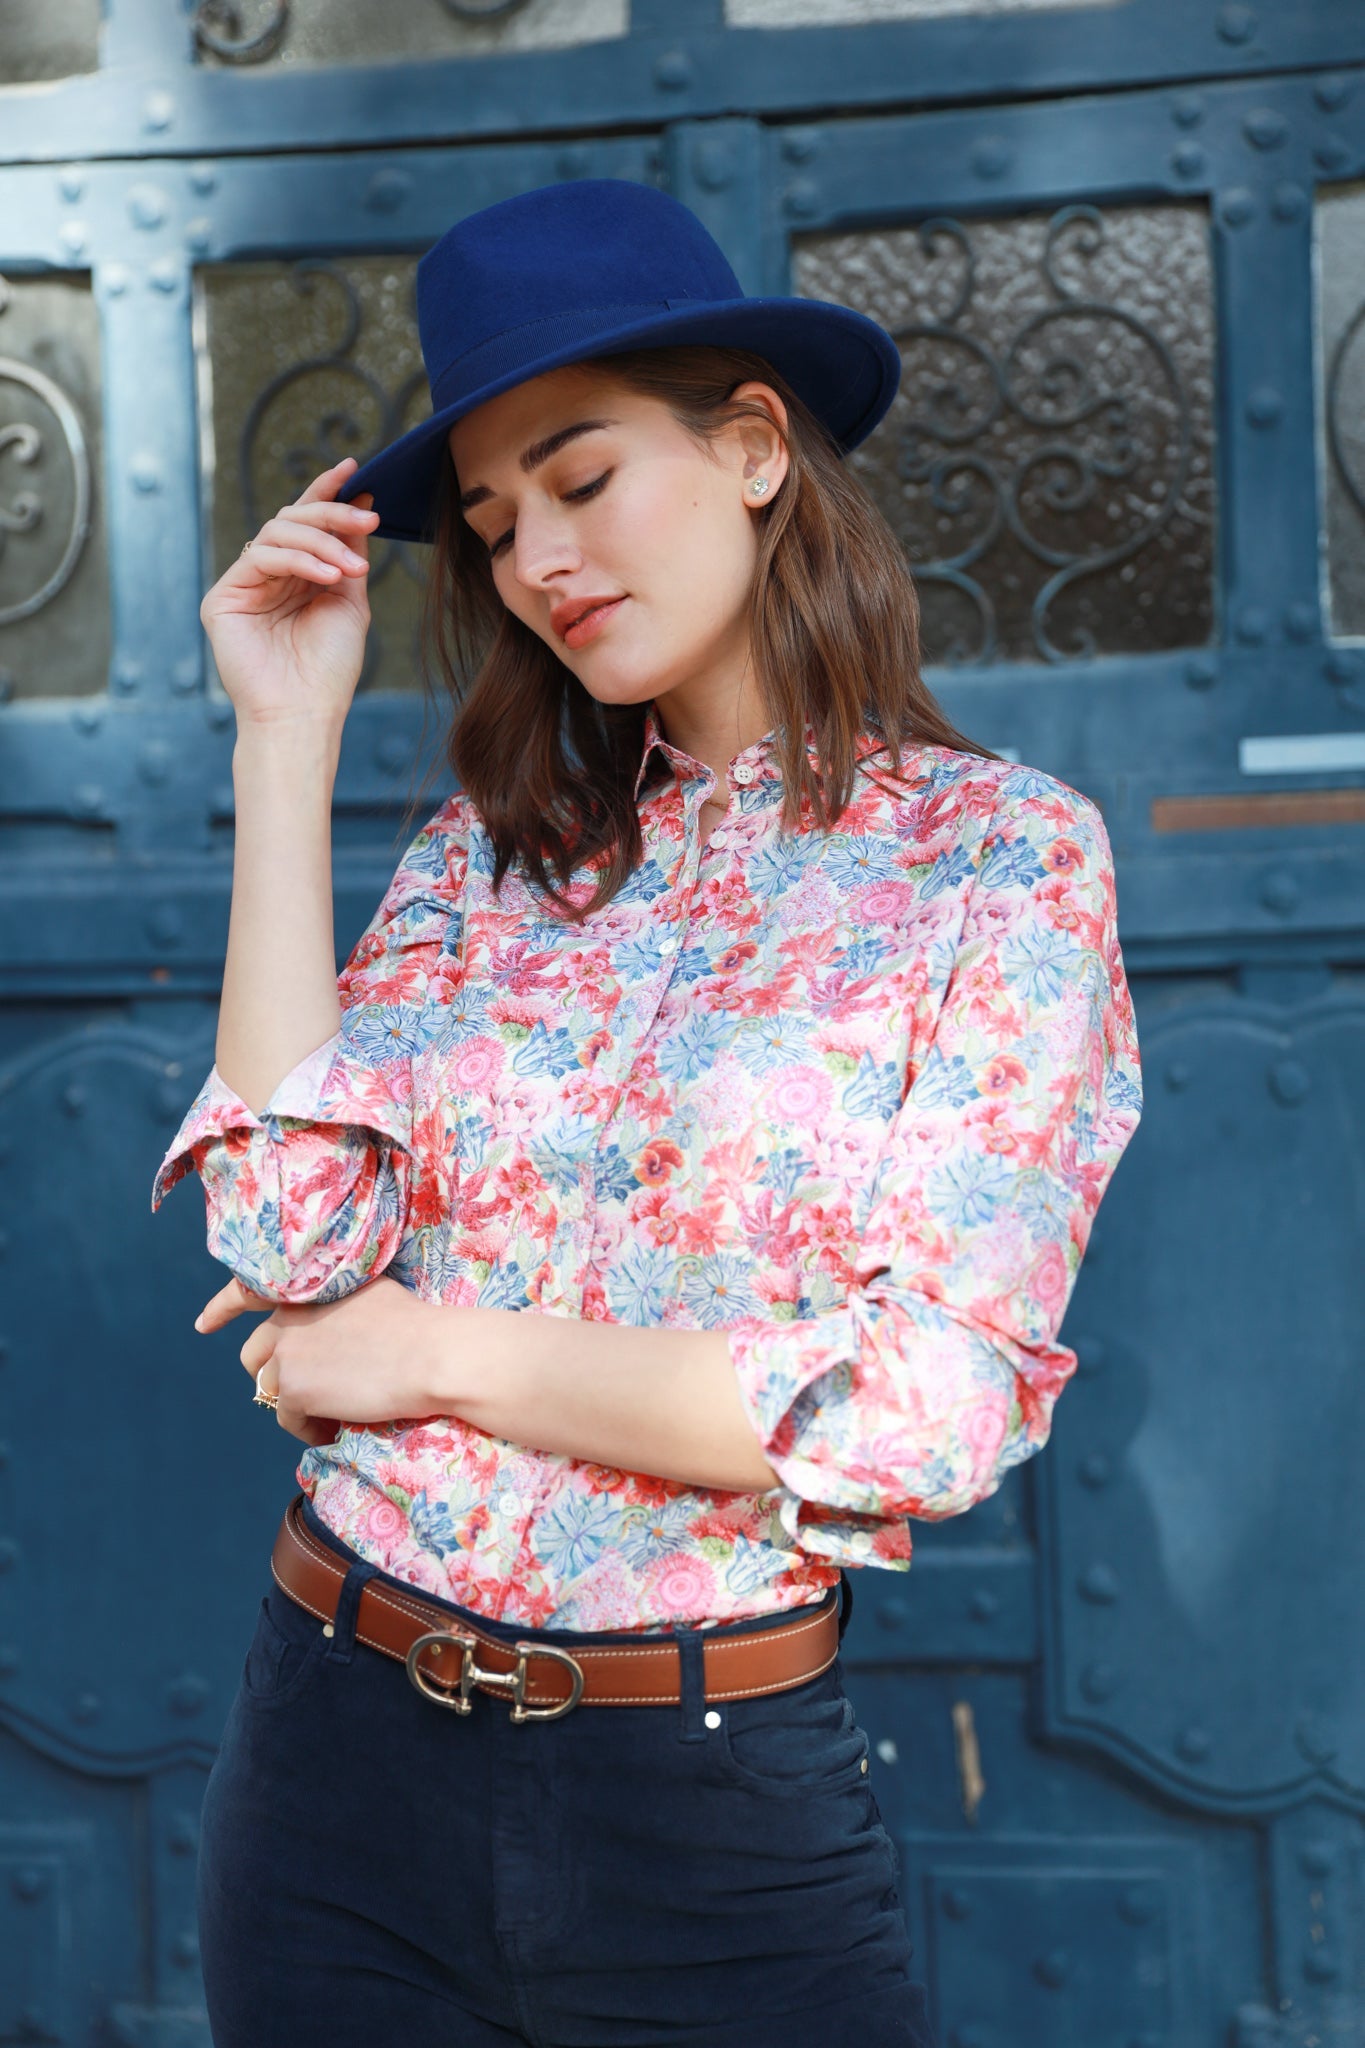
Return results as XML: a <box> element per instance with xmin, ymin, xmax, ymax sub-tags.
<box><xmin>726</xmin><ymin>770</ymin><xmax>1143</xmax><ymax>1566</ymax></box>
<box><xmin>149</xmin><ymin>793</ymin><xmax>470</xmax><ymax>1304</ymax></box>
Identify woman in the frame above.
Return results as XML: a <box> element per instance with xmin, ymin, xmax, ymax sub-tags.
<box><xmin>152</xmin><ymin>179</ymin><xmax>1142</xmax><ymax>2047</ymax></box>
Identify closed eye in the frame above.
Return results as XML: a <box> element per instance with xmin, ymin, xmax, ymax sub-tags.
<box><xmin>487</xmin><ymin>470</ymin><xmax>613</xmax><ymax>558</ymax></box>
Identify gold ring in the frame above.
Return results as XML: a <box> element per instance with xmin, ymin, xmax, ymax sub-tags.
<box><xmin>239</xmin><ymin>539</ymin><xmax>252</xmax><ymax>558</ymax></box>
<box><xmin>253</xmin><ymin>1365</ymin><xmax>279</xmax><ymax>1411</ymax></box>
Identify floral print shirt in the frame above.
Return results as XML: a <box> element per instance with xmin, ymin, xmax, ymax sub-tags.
<box><xmin>151</xmin><ymin>706</ymin><xmax>1142</xmax><ymax>1632</ymax></box>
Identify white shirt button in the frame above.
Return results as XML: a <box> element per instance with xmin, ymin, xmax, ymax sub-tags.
<box><xmin>709</xmin><ymin>832</ymin><xmax>728</xmax><ymax>850</ymax></box>
<box><xmin>704</xmin><ymin>1709</ymin><xmax>722</xmax><ymax>1730</ymax></box>
<box><xmin>733</xmin><ymin>764</ymin><xmax>755</xmax><ymax>785</ymax></box>
<box><xmin>498</xmin><ymin>1494</ymin><xmax>524</xmax><ymax>1519</ymax></box>
<box><xmin>659</xmin><ymin>935</ymin><xmax>677</xmax><ymax>955</ymax></box>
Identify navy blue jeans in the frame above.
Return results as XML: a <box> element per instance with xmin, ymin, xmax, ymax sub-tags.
<box><xmin>198</xmin><ymin>1500</ymin><xmax>935</xmax><ymax>2048</ymax></box>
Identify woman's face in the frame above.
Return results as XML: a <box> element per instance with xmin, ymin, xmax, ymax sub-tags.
<box><xmin>446</xmin><ymin>365</ymin><xmax>789</xmax><ymax>713</ymax></box>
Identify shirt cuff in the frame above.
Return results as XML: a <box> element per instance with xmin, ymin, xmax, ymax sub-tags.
<box><xmin>149</xmin><ymin>1027</ymin><xmax>414</xmax><ymax>1212</ymax></box>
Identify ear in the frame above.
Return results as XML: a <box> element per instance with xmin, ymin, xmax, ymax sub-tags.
<box><xmin>728</xmin><ymin>381</ymin><xmax>792</xmax><ymax>503</ymax></box>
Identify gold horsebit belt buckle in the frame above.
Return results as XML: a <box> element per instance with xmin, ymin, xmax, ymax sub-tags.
<box><xmin>405</xmin><ymin>1627</ymin><xmax>585</xmax><ymax>1723</ymax></box>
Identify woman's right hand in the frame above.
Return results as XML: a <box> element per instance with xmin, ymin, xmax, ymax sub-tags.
<box><xmin>202</xmin><ymin>455</ymin><xmax>381</xmax><ymax>734</ymax></box>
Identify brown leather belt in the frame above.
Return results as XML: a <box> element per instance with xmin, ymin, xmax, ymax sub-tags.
<box><xmin>272</xmin><ymin>1494</ymin><xmax>841</xmax><ymax>1723</ymax></box>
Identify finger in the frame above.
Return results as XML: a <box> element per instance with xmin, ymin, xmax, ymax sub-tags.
<box><xmin>352</xmin><ymin>492</ymin><xmax>375</xmax><ymax>511</ymax></box>
<box><xmin>254</xmin><ymin>516</ymin><xmax>371</xmax><ymax>575</ymax></box>
<box><xmin>237</xmin><ymin>544</ymin><xmax>348</xmax><ymax>587</ymax></box>
<box><xmin>296</xmin><ymin>456</ymin><xmax>359</xmax><ymax>506</ymax></box>
<box><xmin>264</xmin><ymin>500</ymin><xmax>379</xmax><ymax>539</ymax></box>
<box><xmin>239</xmin><ymin>1326</ymin><xmax>279</xmax><ymax>1378</ymax></box>
<box><xmin>195</xmin><ymin>1277</ymin><xmax>274</xmax><ymax>1332</ymax></box>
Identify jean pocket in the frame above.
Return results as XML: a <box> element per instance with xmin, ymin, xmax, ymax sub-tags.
<box><xmin>706</xmin><ymin>1663</ymin><xmax>872</xmax><ymax>1798</ymax></box>
<box><xmin>240</xmin><ymin>1586</ymin><xmax>332</xmax><ymax>1710</ymax></box>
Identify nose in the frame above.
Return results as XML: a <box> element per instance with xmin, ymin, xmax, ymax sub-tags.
<box><xmin>510</xmin><ymin>501</ymin><xmax>581</xmax><ymax>592</ymax></box>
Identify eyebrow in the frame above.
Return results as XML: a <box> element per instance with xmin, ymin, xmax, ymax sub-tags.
<box><xmin>456</xmin><ymin>418</ymin><xmax>618</xmax><ymax>514</ymax></box>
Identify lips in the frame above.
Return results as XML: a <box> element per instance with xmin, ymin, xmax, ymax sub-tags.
<box><xmin>552</xmin><ymin>595</ymin><xmax>625</xmax><ymax>640</ymax></box>
<box><xmin>558</xmin><ymin>596</ymin><xmax>626</xmax><ymax>649</ymax></box>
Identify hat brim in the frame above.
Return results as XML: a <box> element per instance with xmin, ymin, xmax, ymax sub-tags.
<box><xmin>337</xmin><ymin>297</ymin><xmax>902</xmax><ymax>544</ymax></box>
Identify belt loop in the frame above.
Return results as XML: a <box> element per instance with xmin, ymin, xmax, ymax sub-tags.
<box><xmin>674</xmin><ymin>1627</ymin><xmax>707</xmax><ymax>1743</ymax></box>
<box><xmin>327</xmin><ymin>1558</ymin><xmax>380</xmax><ymax>1665</ymax></box>
<box><xmin>838</xmin><ymin>1569</ymin><xmax>855</xmax><ymax>1643</ymax></box>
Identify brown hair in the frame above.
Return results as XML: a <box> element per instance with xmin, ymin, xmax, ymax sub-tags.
<box><xmin>407</xmin><ymin>343</ymin><xmax>994</xmax><ymax>922</ymax></box>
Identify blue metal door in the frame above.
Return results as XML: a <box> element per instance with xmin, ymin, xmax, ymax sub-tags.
<box><xmin>1</xmin><ymin>3</ymin><xmax>1363</xmax><ymax>2039</ymax></box>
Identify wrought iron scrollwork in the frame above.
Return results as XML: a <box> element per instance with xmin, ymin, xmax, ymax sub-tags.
<box><xmin>0</xmin><ymin>274</ymin><xmax>91</xmax><ymax>628</ymax></box>
<box><xmin>194</xmin><ymin>0</ymin><xmax>532</xmax><ymax>64</ymax></box>
<box><xmin>887</xmin><ymin>204</ymin><xmax>1200</xmax><ymax>664</ymax></box>
<box><xmin>1327</xmin><ymin>296</ymin><xmax>1365</xmax><ymax>520</ymax></box>
<box><xmin>193</xmin><ymin>0</ymin><xmax>289</xmax><ymax>65</ymax></box>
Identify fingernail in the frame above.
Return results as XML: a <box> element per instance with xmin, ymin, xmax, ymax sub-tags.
<box><xmin>193</xmin><ymin>1314</ymin><xmax>204</xmax><ymax>1331</ymax></box>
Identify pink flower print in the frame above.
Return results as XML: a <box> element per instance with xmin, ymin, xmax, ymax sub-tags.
<box><xmin>364</xmin><ymin>1493</ymin><xmax>408</xmax><ymax>1545</ymax></box>
<box><xmin>650</xmin><ymin>1551</ymin><xmax>719</xmax><ymax>1614</ymax></box>
<box><xmin>453</xmin><ymin>1036</ymin><xmax>504</xmax><ymax>1091</ymax></box>
<box><xmin>1036</xmin><ymin>875</ymin><xmax>1083</xmax><ymax>930</ymax></box>
<box><xmin>1044</xmin><ymin>837</ymin><xmax>1086</xmax><ymax>875</ymax></box>
<box><xmin>979</xmin><ymin>1054</ymin><xmax>1029</xmax><ymax>1095</ymax></box>
<box><xmin>636</xmin><ymin>1138</ymin><xmax>685</xmax><ymax>1187</ymax></box>
<box><xmin>766</xmin><ymin>1064</ymin><xmax>833</xmax><ymax>1125</ymax></box>
<box><xmin>1030</xmin><ymin>1238</ymin><xmax>1071</xmax><ymax>1318</ymax></box>
<box><xmin>857</xmin><ymin>880</ymin><xmax>916</xmax><ymax>923</ymax></box>
<box><xmin>962</xmin><ymin>1398</ymin><xmax>1010</xmax><ymax>1483</ymax></box>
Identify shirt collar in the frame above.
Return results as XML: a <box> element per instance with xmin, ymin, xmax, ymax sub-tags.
<box><xmin>632</xmin><ymin>702</ymin><xmax>890</xmax><ymax>802</ymax></box>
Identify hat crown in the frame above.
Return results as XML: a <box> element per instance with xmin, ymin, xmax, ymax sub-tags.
<box><xmin>416</xmin><ymin>180</ymin><xmax>743</xmax><ymax>405</ymax></box>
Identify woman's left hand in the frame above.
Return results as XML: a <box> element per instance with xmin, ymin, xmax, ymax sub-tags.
<box><xmin>194</xmin><ymin>1274</ymin><xmax>450</xmax><ymax>1446</ymax></box>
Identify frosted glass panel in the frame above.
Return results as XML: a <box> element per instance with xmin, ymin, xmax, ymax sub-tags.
<box><xmin>793</xmin><ymin>202</ymin><xmax>1216</xmax><ymax>666</ymax></box>
<box><xmin>192</xmin><ymin>0</ymin><xmax>625</xmax><ymax>68</ymax></box>
<box><xmin>0</xmin><ymin>0</ymin><xmax>100</xmax><ymax>81</ymax></box>
<box><xmin>0</xmin><ymin>272</ymin><xmax>107</xmax><ymax>700</ymax></box>
<box><xmin>1318</xmin><ymin>181</ymin><xmax>1365</xmax><ymax>639</ymax></box>
<box><xmin>196</xmin><ymin>256</ymin><xmax>430</xmax><ymax>696</ymax></box>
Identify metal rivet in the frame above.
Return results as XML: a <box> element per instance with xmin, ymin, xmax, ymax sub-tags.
<box><xmin>969</xmin><ymin>1588</ymin><xmax>998</xmax><ymax>1622</ymax></box>
<box><xmin>184</xmin><ymin>217</ymin><xmax>212</xmax><ymax>253</ymax></box>
<box><xmin>859</xmin><ymin>1756</ymin><xmax>869</xmax><ymax>1773</ymax></box>
<box><xmin>556</xmin><ymin>145</ymin><xmax>591</xmax><ymax>179</ymax></box>
<box><xmin>1243</xmin><ymin>108</ymin><xmax>1287</xmax><ymax>149</ymax></box>
<box><xmin>1165</xmin><ymin>1059</ymin><xmax>1192</xmax><ymax>1090</ymax></box>
<box><xmin>1260</xmin><ymin>869</ymin><xmax>1300</xmax><ymax>917</ymax></box>
<box><xmin>58</xmin><ymin>169</ymin><xmax>85</xmax><ymax>202</ymax></box>
<box><xmin>142</xmin><ymin>89</ymin><xmax>175</xmax><ymax>132</ymax></box>
<box><xmin>703</xmin><ymin>1708</ymin><xmax>721</xmax><ymax>1729</ymax></box>
<box><xmin>1246</xmin><ymin>385</ymin><xmax>1283</xmax><ymax>427</ymax></box>
<box><xmin>62</xmin><ymin>1084</ymin><xmax>86</xmax><ymax>1116</ymax></box>
<box><xmin>1220</xmin><ymin>187</ymin><xmax>1256</xmax><ymax>228</ymax></box>
<box><xmin>168</xmin><ymin>1814</ymin><xmax>199</xmax><ymax>1855</ymax></box>
<box><xmin>941</xmin><ymin>1886</ymin><xmax>972</xmax><ymax>1919</ymax></box>
<box><xmin>1315</xmin><ymin>75</ymin><xmax>1350</xmax><ymax>113</ymax></box>
<box><xmin>73</xmin><ymin>703</ymin><xmax>103</xmax><ymax>734</ymax></box>
<box><xmin>11</xmin><ymin>1868</ymin><xmax>46</xmax><ymax>1903</ymax></box>
<box><xmin>692</xmin><ymin>137</ymin><xmax>734</xmax><ymax>192</ymax></box>
<box><xmin>1216</xmin><ymin>3</ymin><xmax>1257</xmax><ymax>44</ymax></box>
<box><xmin>322</xmin><ymin>1623</ymin><xmax>335</xmax><ymax>1638</ymax></box>
<box><xmin>129</xmin><ymin>453</ymin><xmax>163</xmax><ymax>493</ymax></box>
<box><xmin>58</xmin><ymin>221</ymin><xmax>88</xmax><ymax>257</ymax></box>
<box><xmin>1272</xmin><ymin>182</ymin><xmax>1307</xmax><ymax>223</ymax></box>
<box><xmin>1118</xmin><ymin>1885</ymin><xmax>1157</xmax><ymax>1924</ymax></box>
<box><xmin>783</xmin><ymin>177</ymin><xmax>820</xmax><ymax>219</ymax></box>
<box><xmin>1294</xmin><ymin>1710</ymin><xmax>1337</xmax><ymax>1762</ymax></box>
<box><xmin>102</xmin><ymin>263</ymin><xmax>131</xmax><ymax>297</ymax></box>
<box><xmin>172</xmin><ymin>655</ymin><xmax>199</xmax><ymax>694</ymax></box>
<box><xmin>1304</xmin><ymin>1949</ymin><xmax>1339</xmax><ymax>1984</ymax></box>
<box><xmin>149</xmin><ymin>256</ymin><xmax>180</xmax><ymax>294</ymax></box>
<box><xmin>167</xmin><ymin>1672</ymin><xmax>210</xmax><ymax>1717</ymax></box>
<box><xmin>1236</xmin><ymin>606</ymin><xmax>1269</xmax><ymax>644</ymax></box>
<box><xmin>0</xmin><ymin>1540</ymin><xmax>19</xmax><ymax>1572</ymax></box>
<box><xmin>971</xmin><ymin>136</ymin><xmax>1012</xmax><ymax>180</ymax></box>
<box><xmin>781</xmin><ymin>128</ymin><xmax>821</xmax><ymax>163</ymax></box>
<box><xmin>1299</xmin><ymin>1841</ymin><xmax>1335</xmax><ymax>1877</ymax></box>
<box><xmin>1184</xmin><ymin>654</ymin><xmax>1217</xmax><ymax>691</ymax></box>
<box><xmin>1176</xmin><ymin>1723</ymin><xmax>1211</xmax><ymax>1761</ymax></box>
<box><xmin>364</xmin><ymin>168</ymin><xmax>412</xmax><ymax>214</ymax></box>
<box><xmin>138</xmin><ymin>739</ymin><xmax>173</xmax><ymax>785</ymax></box>
<box><xmin>148</xmin><ymin>905</ymin><xmax>184</xmax><ymax>946</ymax></box>
<box><xmin>877</xmin><ymin>1597</ymin><xmax>908</xmax><ymax>1629</ymax></box>
<box><xmin>1078</xmin><ymin>1451</ymin><xmax>1111</xmax><ymax>1488</ymax></box>
<box><xmin>1035</xmin><ymin>1949</ymin><xmax>1070</xmax><ymax>1989</ymax></box>
<box><xmin>206</xmin><ymin>696</ymin><xmax>234</xmax><ymax>728</ymax></box>
<box><xmin>113</xmin><ymin>656</ymin><xmax>142</xmax><ymax>693</ymax></box>
<box><xmin>1315</xmin><ymin>136</ymin><xmax>1351</xmax><ymax>173</ymax></box>
<box><xmin>1171</xmin><ymin>142</ymin><xmax>1206</xmax><ymax>179</ymax></box>
<box><xmin>173</xmin><ymin>1930</ymin><xmax>200</xmax><ymax>1966</ymax></box>
<box><xmin>1078</xmin><ymin>1562</ymin><xmax>1119</xmax><ymax>1603</ymax></box>
<box><xmin>1283</xmin><ymin>601</ymin><xmax>1317</xmax><ymax>642</ymax></box>
<box><xmin>129</xmin><ymin>183</ymin><xmax>169</xmax><ymax>230</ymax></box>
<box><xmin>653</xmin><ymin>50</ymin><xmax>692</xmax><ymax>91</ymax></box>
<box><xmin>190</xmin><ymin>161</ymin><xmax>217</xmax><ymax>195</ymax></box>
<box><xmin>1075</xmin><ymin>1336</ymin><xmax>1105</xmax><ymax>1375</ymax></box>
<box><xmin>1170</xmin><ymin>91</ymin><xmax>1203</xmax><ymax>128</ymax></box>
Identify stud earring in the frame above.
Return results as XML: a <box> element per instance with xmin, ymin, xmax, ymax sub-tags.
<box><xmin>749</xmin><ymin>476</ymin><xmax>770</xmax><ymax>496</ymax></box>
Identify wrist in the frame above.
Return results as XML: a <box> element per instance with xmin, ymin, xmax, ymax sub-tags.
<box><xmin>413</xmin><ymin>1300</ymin><xmax>500</xmax><ymax>1420</ymax></box>
<box><xmin>232</xmin><ymin>719</ymin><xmax>344</xmax><ymax>778</ymax></box>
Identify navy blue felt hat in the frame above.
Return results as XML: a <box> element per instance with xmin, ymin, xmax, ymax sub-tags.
<box><xmin>338</xmin><ymin>178</ymin><xmax>902</xmax><ymax>543</ymax></box>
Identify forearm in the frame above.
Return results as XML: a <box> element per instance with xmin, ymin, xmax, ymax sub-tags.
<box><xmin>217</xmin><ymin>723</ymin><xmax>345</xmax><ymax>1115</ymax></box>
<box><xmin>436</xmin><ymin>1309</ymin><xmax>782</xmax><ymax>1495</ymax></box>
